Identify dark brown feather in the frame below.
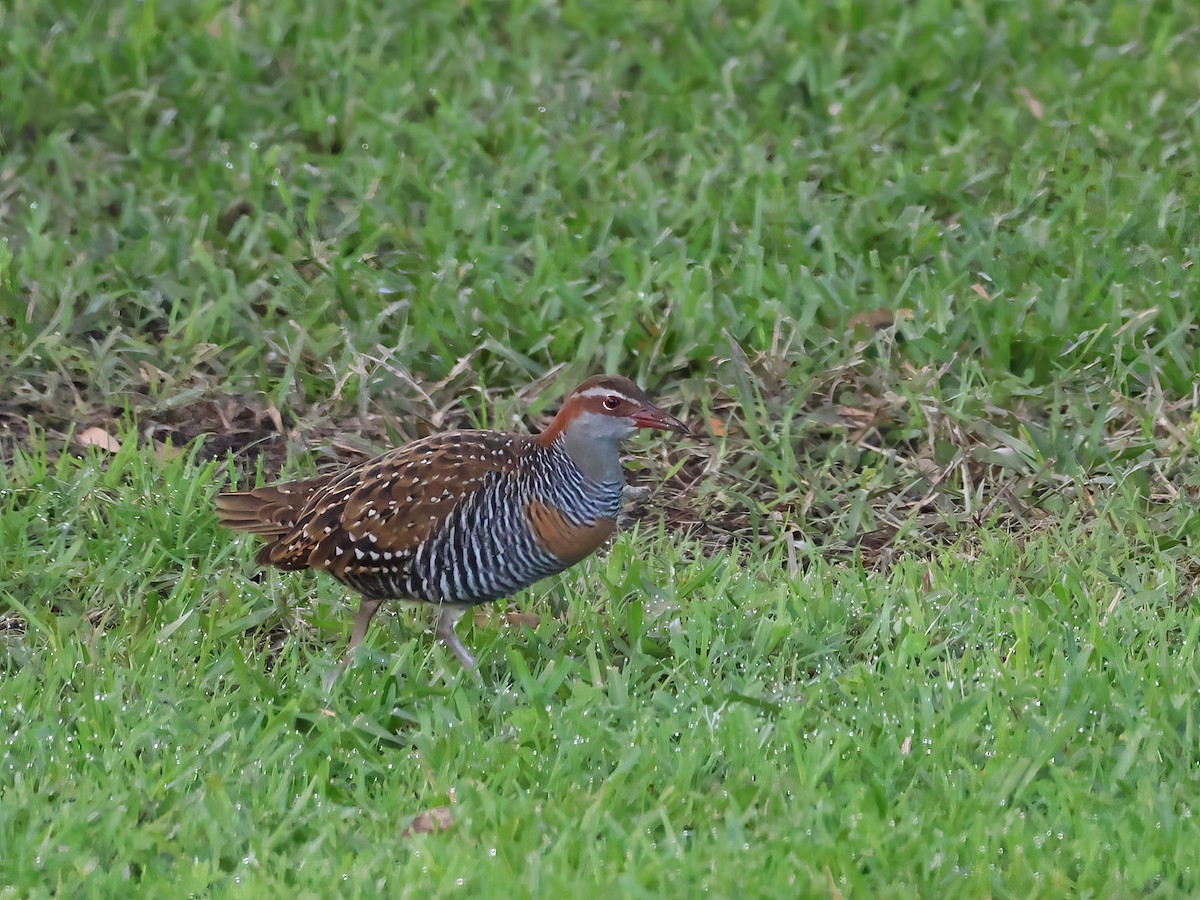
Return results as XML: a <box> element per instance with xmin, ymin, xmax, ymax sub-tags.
<box><xmin>215</xmin><ymin>475</ymin><xmax>338</xmax><ymax>536</ymax></box>
<box><xmin>254</xmin><ymin>432</ymin><xmax>529</xmax><ymax>575</ymax></box>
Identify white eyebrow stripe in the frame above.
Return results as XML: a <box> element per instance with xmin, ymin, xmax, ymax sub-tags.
<box><xmin>575</xmin><ymin>387</ymin><xmax>637</xmax><ymax>400</ymax></box>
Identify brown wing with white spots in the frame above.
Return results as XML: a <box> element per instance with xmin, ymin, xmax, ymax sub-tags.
<box><xmin>259</xmin><ymin>431</ymin><xmax>527</xmax><ymax>575</ymax></box>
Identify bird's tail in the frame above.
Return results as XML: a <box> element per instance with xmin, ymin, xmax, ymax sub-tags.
<box><xmin>215</xmin><ymin>476</ymin><xmax>336</xmax><ymax>566</ymax></box>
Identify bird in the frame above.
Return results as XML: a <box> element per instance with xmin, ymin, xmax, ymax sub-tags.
<box><xmin>215</xmin><ymin>374</ymin><xmax>690</xmax><ymax>675</ymax></box>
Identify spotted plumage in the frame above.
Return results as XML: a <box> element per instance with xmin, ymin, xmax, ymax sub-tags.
<box><xmin>215</xmin><ymin>374</ymin><xmax>690</xmax><ymax>676</ymax></box>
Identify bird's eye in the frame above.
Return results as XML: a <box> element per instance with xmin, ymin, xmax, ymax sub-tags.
<box><xmin>603</xmin><ymin>395</ymin><xmax>622</xmax><ymax>410</ymax></box>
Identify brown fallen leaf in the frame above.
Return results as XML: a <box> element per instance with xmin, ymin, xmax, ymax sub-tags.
<box><xmin>847</xmin><ymin>308</ymin><xmax>914</xmax><ymax>332</ymax></box>
<box><xmin>474</xmin><ymin>608</ymin><xmax>541</xmax><ymax>629</ymax></box>
<box><xmin>1017</xmin><ymin>86</ymin><xmax>1044</xmax><ymax>120</ymax></box>
<box><xmin>504</xmin><ymin>611</ymin><xmax>541</xmax><ymax>629</ymax></box>
<box><xmin>834</xmin><ymin>406</ymin><xmax>879</xmax><ymax>429</ymax></box>
<box><xmin>264</xmin><ymin>400</ymin><xmax>285</xmax><ymax>435</ymax></box>
<box><xmin>848</xmin><ymin>308</ymin><xmax>894</xmax><ymax>331</ymax></box>
<box><xmin>77</xmin><ymin>426</ymin><xmax>121</xmax><ymax>453</ymax></box>
<box><xmin>402</xmin><ymin>806</ymin><xmax>454</xmax><ymax>838</ymax></box>
<box><xmin>139</xmin><ymin>363</ymin><xmax>168</xmax><ymax>390</ymax></box>
<box><xmin>970</xmin><ymin>283</ymin><xmax>991</xmax><ymax>300</ymax></box>
<box><xmin>708</xmin><ymin>417</ymin><xmax>727</xmax><ymax>437</ymax></box>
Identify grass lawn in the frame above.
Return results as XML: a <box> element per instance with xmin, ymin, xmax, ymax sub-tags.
<box><xmin>2</xmin><ymin>0</ymin><xmax>1199</xmax><ymax>895</ymax></box>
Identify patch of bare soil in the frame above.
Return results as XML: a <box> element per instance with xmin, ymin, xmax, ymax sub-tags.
<box><xmin>3</xmin><ymin>347</ymin><xmax>1196</xmax><ymax>574</ymax></box>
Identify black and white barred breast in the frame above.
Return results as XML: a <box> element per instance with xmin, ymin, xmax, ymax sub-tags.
<box><xmin>328</xmin><ymin>436</ymin><xmax>624</xmax><ymax>605</ymax></box>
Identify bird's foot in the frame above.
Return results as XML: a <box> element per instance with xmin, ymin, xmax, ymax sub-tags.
<box><xmin>435</xmin><ymin>604</ymin><xmax>480</xmax><ymax>673</ymax></box>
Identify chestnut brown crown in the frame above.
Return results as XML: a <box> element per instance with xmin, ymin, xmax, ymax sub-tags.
<box><xmin>538</xmin><ymin>374</ymin><xmax>691</xmax><ymax>444</ymax></box>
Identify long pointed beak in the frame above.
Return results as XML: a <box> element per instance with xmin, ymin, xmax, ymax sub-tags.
<box><xmin>631</xmin><ymin>404</ymin><xmax>691</xmax><ymax>435</ymax></box>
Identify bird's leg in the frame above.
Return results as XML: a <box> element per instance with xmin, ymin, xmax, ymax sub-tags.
<box><xmin>331</xmin><ymin>597</ymin><xmax>384</xmax><ymax>680</ymax></box>
<box><xmin>435</xmin><ymin>604</ymin><xmax>478</xmax><ymax>671</ymax></box>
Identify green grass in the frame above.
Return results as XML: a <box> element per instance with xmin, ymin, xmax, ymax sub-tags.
<box><xmin>2</xmin><ymin>0</ymin><xmax>1199</xmax><ymax>895</ymax></box>
<box><xmin>2</xmin><ymin>442</ymin><xmax>1198</xmax><ymax>895</ymax></box>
